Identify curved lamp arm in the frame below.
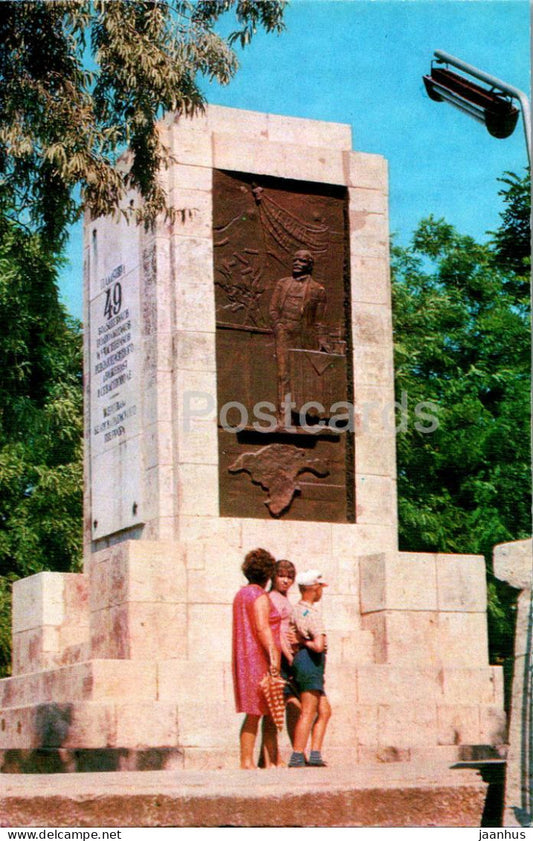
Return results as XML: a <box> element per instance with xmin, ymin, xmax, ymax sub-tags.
<box><xmin>434</xmin><ymin>50</ymin><xmax>531</xmax><ymax>165</ymax></box>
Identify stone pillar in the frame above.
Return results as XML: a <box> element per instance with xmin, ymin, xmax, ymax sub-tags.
<box><xmin>494</xmin><ymin>538</ymin><xmax>533</xmax><ymax>826</ymax></box>
<box><xmin>11</xmin><ymin>573</ymin><xmax>89</xmax><ymax>675</ymax></box>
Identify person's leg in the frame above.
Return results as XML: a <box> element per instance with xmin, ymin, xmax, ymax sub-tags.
<box><xmin>240</xmin><ymin>714</ymin><xmax>260</xmax><ymax>769</ymax></box>
<box><xmin>286</xmin><ymin>696</ymin><xmax>301</xmax><ymax>746</ymax></box>
<box><xmin>289</xmin><ymin>690</ymin><xmax>319</xmax><ymax>765</ymax></box>
<box><xmin>310</xmin><ymin>694</ymin><xmax>331</xmax><ymax>754</ymax></box>
<box><xmin>260</xmin><ymin>715</ymin><xmax>281</xmax><ymax>768</ymax></box>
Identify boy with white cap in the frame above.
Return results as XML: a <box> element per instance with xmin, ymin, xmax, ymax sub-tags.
<box><xmin>288</xmin><ymin>569</ymin><xmax>331</xmax><ymax>768</ymax></box>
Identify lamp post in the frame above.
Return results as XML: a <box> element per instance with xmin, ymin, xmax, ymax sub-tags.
<box><xmin>423</xmin><ymin>50</ymin><xmax>531</xmax><ymax>165</ymax></box>
<box><xmin>424</xmin><ymin>50</ymin><xmax>532</xmax><ymax>823</ymax></box>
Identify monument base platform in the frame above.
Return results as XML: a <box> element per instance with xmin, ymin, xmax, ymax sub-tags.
<box><xmin>0</xmin><ymin>546</ymin><xmax>507</xmax><ymax>771</ymax></box>
<box><xmin>0</xmin><ymin>762</ymin><xmax>492</xmax><ymax>827</ymax></box>
<box><xmin>0</xmin><ymin>743</ymin><xmax>506</xmax><ymax>775</ymax></box>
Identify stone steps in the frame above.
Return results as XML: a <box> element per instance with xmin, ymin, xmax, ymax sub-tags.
<box><xmin>0</xmin><ymin>661</ymin><xmax>506</xmax><ymax>765</ymax></box>
<box><xmin>0</xmin><ymin>762</ymin><xmax>490</xmax><ymax>827</ymax></box>
<box><xmin>0</xmin><ymin>742</ymin><xmax>506</xmax><ymax>775</ymax></box>
<box><xmin>0</xmin><ymin>701</ymin><xmax>505</xmax><ymax>760</ymax></box>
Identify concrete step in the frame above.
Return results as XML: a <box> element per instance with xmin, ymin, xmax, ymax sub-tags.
<box><xmin>0</xmin><ymin>762</ymin><xmax>489</xmax><ymax>827</ymax></box>
<box><xmin>0</xmin><ymin>742</ymin><xmax>506</xmax><ymax>775</ymax></box>
<box><xmin>0</xmin><ymin>660</ymin><xmax>159</xmax><ymax>707</ymax></box>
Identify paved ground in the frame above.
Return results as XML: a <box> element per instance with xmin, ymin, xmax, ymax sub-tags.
<box><xmin>1</xmin><ymin>761</ymin><xmax>489</xmax><ymax>827</ymax></box>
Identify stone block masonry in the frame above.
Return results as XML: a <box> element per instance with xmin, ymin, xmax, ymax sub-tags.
<box><xmin>0</xmin><ymin>106</ymin><xmax>505</xmax><ymax>781</ymax></box>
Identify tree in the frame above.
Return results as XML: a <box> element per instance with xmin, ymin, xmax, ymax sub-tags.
<box><xmin>489</xmin><ymin>170</ymin><xmax>531</xmax><ymax>281</ymax></box>
<box><xmin>0</xmin><ymin>0</ymin><xmax>286</xmax><ymax>676</ymax></box>
<box><xmin>391</xmin><ymin>170</ymin><xmax>531</xmax><ymax>679</ymax></box>
<box><xmin>0</xmin><ymin>0</ymin><xmax>286</xmax><ymax>251</ymax></box>
<box><xmin>0</xmin><ymin>216</ymin><xmax>83</xmax><ymax>675</ymax></box>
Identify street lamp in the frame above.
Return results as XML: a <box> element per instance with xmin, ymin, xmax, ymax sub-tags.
<box><xmin>425</xmin><ymin>50</ymin><xmax>532</xmax><ymax>823</ymax></box>
<box><xmin>423</xmin><ymin>50</ymin><xmax>531</xmax><ymax>165</ymax></box>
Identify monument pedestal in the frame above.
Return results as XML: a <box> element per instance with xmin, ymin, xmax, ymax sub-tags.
<box><xmin>1</xmin><ymin>106</ymin><xmax>505</xmax><ymax>780</ymax></box>
<box><xmin>1</xmin><ymin>542</ymin><xmax>504</xmax><ymax>772</ymax></box>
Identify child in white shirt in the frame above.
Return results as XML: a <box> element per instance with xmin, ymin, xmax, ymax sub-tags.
<box><xmin>288</xmin><ymin>569</ymin><xmax>331</xmax><ymax>768</ymax></box>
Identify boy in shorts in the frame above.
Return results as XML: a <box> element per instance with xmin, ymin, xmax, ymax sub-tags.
<box><xmin>288</xmin><ymin>569</ymin><xmax>332</xmax><ymax>768</ymax></box>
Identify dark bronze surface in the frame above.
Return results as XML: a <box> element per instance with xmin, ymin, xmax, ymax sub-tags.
<box><xmin>228</xmin><ymin>443</ymin><xmax>330</xmax><ymax>518</ymax></box>
<box><xmin>289</xmin><ymin>349</ymin><xmax>347</xmax><ymax>417</ymax></box>
<box><xmin>213</xmin><ymin>169</ymin><xmax>353</xmax><ymax>521</ymax></box>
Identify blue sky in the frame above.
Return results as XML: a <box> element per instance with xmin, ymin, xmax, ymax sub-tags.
<box><xmin>60</xmin><ymin>0</ymin><xmax>530</xmax><ymax>320</ymax></box>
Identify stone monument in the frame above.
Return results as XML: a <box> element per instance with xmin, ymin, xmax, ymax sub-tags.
<box><xmin>0</xmin><ymin>105</ymin><xmax>506</xmax><ymax>773</ymax></box>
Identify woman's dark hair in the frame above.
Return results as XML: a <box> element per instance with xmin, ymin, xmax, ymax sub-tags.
<box><xmin>242</xmin><ymin>548</ymin><xmax>276</xmax><ymax>586</ymax></box>
<box><xmin>275</xmin><ymin>559</ymin><xmax>296</xmax><ymax>579</ymax></box>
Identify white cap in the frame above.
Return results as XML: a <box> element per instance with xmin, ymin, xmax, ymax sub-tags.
<box><xmin>295</xmin><ymin>569</ymin><xmax>328</xmax><ymax>587</ymax></box>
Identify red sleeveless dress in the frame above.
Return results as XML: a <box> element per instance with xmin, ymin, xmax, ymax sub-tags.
<box><xmin>232</xmin><ymin>583</ymin><xmax>281</xmax><ymax>715</ymax></box>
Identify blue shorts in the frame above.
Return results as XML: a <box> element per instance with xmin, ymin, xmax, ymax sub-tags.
<box><xmin>292</xmin><ymin>648</ymin><xmax>326</xmax><ymax>694</ymax></box>
<box><xmin>281</xmin><ymin>655</ymin><xmax>299</xmax><ymax>699</ymax></box>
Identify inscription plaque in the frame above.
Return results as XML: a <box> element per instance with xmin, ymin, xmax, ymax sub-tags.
<box><xmin>88</xmin><ymin>247</ymin><xmax>144</xmax><ymax>539</ymax></box>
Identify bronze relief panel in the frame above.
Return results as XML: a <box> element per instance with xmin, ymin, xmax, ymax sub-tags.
<box><xmin>213</xmin><ymin>169</ymin><xmax>354</xmax><ymax>523</ymax></box>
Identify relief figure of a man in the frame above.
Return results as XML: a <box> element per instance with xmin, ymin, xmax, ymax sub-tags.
<box><xmin>269</xmin><ymin>250</ymin><xmax>327</xmax><ymax>418</ymax></box>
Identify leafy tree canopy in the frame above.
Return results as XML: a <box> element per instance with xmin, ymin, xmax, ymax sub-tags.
<box><xmin>0</xmin><ymin>213</ymin><xmax>83</xmax><ymax>675</ymax></box>
<box><xmin>489</xmin><ymin>170</ymin><xmax>531</xmax><ymax>287</ymax></box>
<box><xmin>0</xmin><ymin>0</ymin><xmax>286</xmax><ymax>249</ymax></box>
<box><xmin>393</xmin><ymin>219</ymin><xmax>530</xmax><ymax>555</ymax></box>
<box><xmin>391</xmin><ymin>169</ymin><xmax>531</xmax><ymax>672</ymax></box>
<box><xmin>0</xmin><ymin>216</ymin><xmax>83</xmax><ymax>580</ymax></box>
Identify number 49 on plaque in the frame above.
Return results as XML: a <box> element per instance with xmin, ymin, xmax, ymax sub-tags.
<box><xmin>104</xmin><ymin>282</ymin><xmax>122</xmax><ymax>320</ymax></box>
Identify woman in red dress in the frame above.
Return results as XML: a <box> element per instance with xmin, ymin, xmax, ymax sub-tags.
<box><xmin>232</xmin><ymin>548</ymin><xmax>281</xmax><ymax>769</ymax></box>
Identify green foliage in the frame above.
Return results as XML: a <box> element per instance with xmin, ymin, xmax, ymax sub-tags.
<box><xmin>392</xmin><ymin>172</ymin><xmax>531</xmax><ymax>671</ymax></box>
<box><xmin>0</xmin><ymin>217</ymin><xmax>83</xmax><ymax>676</ymax></box>
<box><xmin>489</xmin><ymin>170</ymin><xmax>531</xmax><ymax>281</ymax></box>
<box><xmin>0</xmin><ymin>0</ymin><xmax>286</xmax><ymax>249</ymax></box>
<box><xmin>393</xmin><ymin>224</ymin><xmax>530</xmax><ymax>558</ymax></box>
<box><xmin>0</xmin><ymin>574</ymin><xmax>17</xmax><ymax>677</ymax></box>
